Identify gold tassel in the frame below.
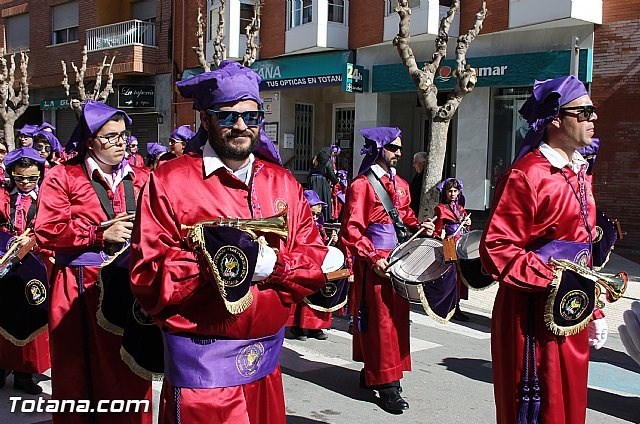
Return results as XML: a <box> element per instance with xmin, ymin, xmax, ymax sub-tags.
<box><xmin>0</xmin><ymin>324</ymin><xmax>47</xmax><ymax>347</ymax></box>
<box><xmin>96</xmin><ymin>246</ymin><xmax>130</xmax><ymax>336</ymax></box>
<box><xmin>119</xmin><ymin>346</ymin><xmax>164</xmax><ymax>382</ymax></box>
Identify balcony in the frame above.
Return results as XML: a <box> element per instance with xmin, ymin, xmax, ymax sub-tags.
<box><xmin>383</xmin><ymin>1</ymin><xmax>459</xmax><ymax>43</ymax></box>
<box><xmin>86</xmin><ymin>20</ymin><xmax>157</xmax><ymax>52</ymax></box>
<box><xmin>509</xmin><ymin>0</ymin><xmax>602</xmax><ymax>29</ymax></box>
<box><xmin>285</xmin><ymin>0</ymin><xmax>349</xmax><ymax>54</ymax></box>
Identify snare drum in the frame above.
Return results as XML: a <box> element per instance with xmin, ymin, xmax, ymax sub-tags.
<box><xmin>304</xmin><ymin>246</ymin><xmax>350</xmax><ymax>313</ymax></box>
<box><xmin>388</xmin><ymin>238</ymin><xmax>457</xmax><ymax>322</ymax></box>
<box><xmin>455</xmin><ymin>230</ymin><xmax>495</xmax><ymax>290</ymax></box>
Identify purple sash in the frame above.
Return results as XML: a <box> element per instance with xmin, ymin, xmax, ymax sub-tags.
<box><xmin>163</xmin><ymin>327</ymin><xmax>285</xmax><ymax>389</ymax></box>
<box><xmin>56</xmin><ymin>250</ymin><xmax>110</xmax><ymax>267</ymax></box>
<box><xmin>528</xmin><ymin>239</ymin><xmax>590</xmax><ymax>264</ymax></box>
<box><xmin>365</xmin><ymin>223</ymin><xmax>397</xmax><ymax>250</ymax></box>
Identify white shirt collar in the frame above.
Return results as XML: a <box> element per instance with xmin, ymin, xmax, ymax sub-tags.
<box><xmin>202</xmin><ymin>142</ymin><xmax>255</xmax><ymax>185</ymax></box>
<box><xmin>84</xmin><ymin>155</ymin><xmax>135</xmax><ymax>192</ymax></box>
<box><xmin>371</xmin><ymin>163</ymin><xmax>396</xmax><ymax>179</ymax></box>
<box><xmin>11</xmin><ymin>187</ymin><xmax>37</xmax><ymax>200</ymax></box>
<box><xmin>538</xmin><ymin>143</ymin><xmax>588</xmax><ymax>174</ymax></box>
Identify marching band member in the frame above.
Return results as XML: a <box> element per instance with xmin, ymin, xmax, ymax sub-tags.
<box><xmin>130</xmin><ymin>60</ymin><xmax>327</xmax><ymax>424</ymax></box>
<box><xmin>287</xmin><ymin>189</ymin><xmax>337</xmax><ymax>341</ymax></box>
<box><xmin>32</xmin><ymin>130</ymin><xmax>63</xmax><ymax>172</ymax></box>
<box><xmin>331</xmin><ymin>169</ymin><xmax>348</xmax><ymax>221</ymax></box>
<box><xmin>480</xmin><ymin>75</ymin><xmax>606</xmax><ymax>424</ymax></box>
<box><xmin>35</xmin><ymin>100</ymin><xmax>152</xmax><ymax>424</ymax></box>
<box><xmin>125</xmin><ymin>135</ymin><xmax>146</xmax><ymax>169</ymax></box>
<box><xmin>16</xmin><ymin>124</ymin><xmax>38</xmax><ymax>148</ymax></box>
<box><xmin>168</xmin><ymin>125</ymin><xmax>195</xmax><ymax>157</ymax></box>
<box><xmin>0</xmin><ymin>147</ymin><xmax>51</xmax><ymax>395</ymax></box>
<box><xmin>434</xmin><ymin>178</ymin><xmax>471</xmax><ymax>321</ymax></box>
<box><xmin>339</xmin><ymin>127</ymin><xmax>434</xmax><ymax>413</ymax></box>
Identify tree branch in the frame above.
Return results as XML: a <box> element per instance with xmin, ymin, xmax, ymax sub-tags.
<box><xmin>97</xmin><ymin>55</ymin><xmax>116</xmax><ymax>102</ymax></box>
<box><xmin>212</xmin><ymin>0</ymin><xmax>227</xmax><ymax>69</ymax></box>
<box><xmin>242</xmin><ymin>0</ymin><xmax>262</xmax><ymax>67</ymax></box>
<box><xmin>193</xmin><ymin>5</ymin><xmax>211</xmax><ymax>72</ymax></box>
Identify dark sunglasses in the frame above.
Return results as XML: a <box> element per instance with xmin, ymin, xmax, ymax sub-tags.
<box><xmin>129</xmin><ymin>143</ymin><xmax>138</xmax><ymax>148</ymax></box>
<box><xmin>168</xmin><ymin>139</ymin><xmax>184</xmax><ymax>146</ymax></box>
<box><xmin>34</xmin><ymin>144</ymin><xmax>52</xmax><ymax>153</ymax></box>
<box><xmin>206</xmin><ymin>109</ymin><xmax>265</xmax><ymax>128</ymax></box>
<box><xmin>12</xmin><ymin>174</ymin><xmax>40</xmax><ymax>183</ymax></box>
<box><xmin>384</xmin><ymin>144</ymin><xmax>403</xmax><ymax>153</ymax></box>
<box><xmin>559</xmin><ymin>105</ymin><xmax>596</xmax><ymax>121</ymax></box>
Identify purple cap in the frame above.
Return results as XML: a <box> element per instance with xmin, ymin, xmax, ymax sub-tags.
<box><xmin>4</xmin><ymin>147</ymin><xmax>46</xmax><ymax>168</ymax></box>
<box><xmin>38</xmin><ymin>122</ymin><xmax>56</xmax><ymax>133</ymax></box>
<box><xmin>17</xmin><ymin>124</ymin><xmax>38</xmax><ymax>137</ymax></box>
<box><xmin>357</xmin><ymin>127</ymin><xmax>402</xmax><ymax>175</ymax></box>
<box><xmin>146</xmin><ymin>142</ymin><xmax>169</xmax><ymax>158</ymax></box>
<box><xmin>304</xmin><ymin>190</ymin><xmax>326</xmax><ymax>208</ymax></box>
<box><xmin>127</xmin><ymin>135</ymin><xmax>138</xmax><ymax>146</ymax></box>
<box><xmin>514</xmin><ymin>75</ymin><xmax>588</xmax><ymax>162</ymax></box>
<box><xmin>171</xmin><ymin>125</ymin><xmax>197</xmax><ymax>142</ymax></box>
<box><xmin>176</xmin><ymin>61</ymin><xmax>262</xmax><ymax>111</ymax></box>
<box><xmin>34</xmin><ymin>130</ymin><xmax>63</xmax><ymax>153</ymax></box>
<box><xmin>331</xmin><ymin>145</ymin><xmax>341</xmax><ymax>155</ymax></box>
<box><xmin>436</xmin><ymin>177</ymin><xmax>466</xmax><ymax>206</ymax></box>
<box><xmin>66</xmin><ymin>101</ymin><xmax>132</xmax><ymax>153</ymax></box>
<box><xmin>336</xmin><ymin>169</ymin><xmax>348</xmax><ymax>187</ymax></box>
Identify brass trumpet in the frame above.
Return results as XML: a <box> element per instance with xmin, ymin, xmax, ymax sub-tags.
<box><xmin>181</xmin><ymin>208</ymin><xmax>289</xmax><ymax>242</ymax></box>
<box><xmin>550</xmin><ymin>258</ymin><xmax>628</xmax><ymax>308</ymax></box>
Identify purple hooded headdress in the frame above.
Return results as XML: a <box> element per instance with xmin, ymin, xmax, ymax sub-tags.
<box><xmin>34</xmin><ymin>130</ymin><xmax>62</xmax><ymax>153</ymax></box>
<box><xmin>357</xmin><ymin>127</ymin><xmax>402</xmax><ymax>175</ymax></box>
<box><xmin>4</xmin><ymin>147</ymin><xmax>46</xmax><ymax>168</ymax></box>
<box><xmin>66</xmin><ymin>101</ymin><xmax>132</xmax><ymax>154</ymax></box>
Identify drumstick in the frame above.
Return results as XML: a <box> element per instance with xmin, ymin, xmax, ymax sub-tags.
<box><xmin>100</xmin><ymin>213</ymin><xmax>136</xmax><ymax>228</ymax></box>
<box><xmin>451</xmin><ymin>213</ymin><xmax>471</xmax><ymax>238</ymax></box>
<box><xmin>0</xmin><ymin>228</ymin><xmax>31</xmax><ymax>266</ymax></box>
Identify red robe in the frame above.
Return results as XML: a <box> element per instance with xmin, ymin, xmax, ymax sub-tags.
<box><xmin>35</xmin><ymin>161</ymin><xmax>152</xmax><ymax>424</ymax></box>
<box><xmin>434</xmin><ymin>202</ymin><xmax>469</xmax><ymax>300</ymax></box>
<box><xmin>0</xmin><ymin>189</ymin><xmax>51</xmax><ymax>374</ymax></box>
<box><xmin>339</xmin><ymin>170</ymin><xmax>419</xmax><ymax>386</ymax></box>
<box><xmin>331</xmin><ymin>182</ymin><xmax>346</xmax><ymax>220</ymax></box>
<box><xmin>480</xmin><ymin>150</ymin><xmax>597</xmax><ymax>424</ymax></box>
<box><xmin>129</xmin><ymin>152</ymin><xmax>327</xmax><ymax>424</ymax></box>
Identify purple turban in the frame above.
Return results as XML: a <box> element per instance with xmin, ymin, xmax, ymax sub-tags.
<box><xmin>176</xmin><ymin>61</ymin><xmax>262</xmax><ymax>110</ymax></box>
<box><xmin>304</xmin><ymin>189</ymin><xmax>327</xmax><ymax>208</ymax></box>
<box><xmin>171</xmin><ymin>125</ymin><xmax>197</xmax><ymax>142</ymax></box>
<box><xmin>34</xmin><ymin>130</ymin><xmax>62</xmax><ymax>153</ymax></box>
<box><xmin>357</xmin><ymin>127</ymin><xmax>402</xmax><ymax>175</ymax></box>
<box><xmin>17</xmin><ymin>124</ymin><xmax>38</xmax><ymax>137</ymax></box>
<box><xmin>514</xmin><ymin>75</ymin><xmax>588</xmax><ymax>162</ymax></box>
<box><xmin>146</xmin><ymin>142</ymin><xmax>169</xmax><ymax>158</ymax></box>
<box><xmin>127</xmin><ymin>135</ymin><xmax>138</xmax><ymax>146</ymax></box>
<box><xmin>38</xmin><ymin>122</ymin><xmax>56</xmax><ymax>133</ymax></box>
<box><xmin>4</xmin><ymin>147</ymin><xmax>46</xmax><ymax>168</ymax></box>
<box><xmin>436</xmin><ymin>177</ymin><xmax>465</xmax><ymax>206</ymax></box>
<box><xmin>66</xmin><ymin>100</ymin><xmax>132</xmax><ymax>153</ymax></box>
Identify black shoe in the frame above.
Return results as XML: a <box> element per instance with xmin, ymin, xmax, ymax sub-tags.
<box><xmin>307</xmin><ymin>330</ymin><xmax>328</xmax><ymax>340</ymax></box>
<box><xmin>290</xmin><ymin>326</ymin><xmax>307</xmax><ymax>341</ymax></box>
<box><xmin>378</xmin><ymin>387</ymin><xmax>409</xmax><ymax>412</ymax></box>
<box><xmin>452</xmin><ymin>308</ymin><xmax>470</xmax><ymax>322</ymax></box>
<box><xmin>359</xmin><ymin>369</ymin><xmax>368</xmax><ymax>389</ymax></box>
<box><xmin>13</xmin><ymin>373</ymin><xmax>42</xmax><ymax>395</ymax></box>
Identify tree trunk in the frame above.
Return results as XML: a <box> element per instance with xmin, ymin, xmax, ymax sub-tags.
<box><xmin>418</xmin><ymin>119</ymin><xmax>450</xmax><ymax>220</ymax></box>
<box><xmin>4</xmin><ymin>120</ymin><xmax>15</xmax><ymax>151</ymax></box>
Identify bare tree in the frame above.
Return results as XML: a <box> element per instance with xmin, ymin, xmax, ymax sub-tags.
<box><xmin>61</xmin><ymin>45</ymin><xmax>117</xmax><ymax>118</ymax></box>
<box><xmin>394</xmin><ymin>0</ymin><xmax>487</xmax><ymax>219</ymax></box>
<box><xmin>242</xmin><ymin>0</ymin><xmax>263</xmax><ymax>67</ymax></box>
<box><xmin>0</xmin><ymin>49</ymin><xmax>30</xmax><ymax>151</ymax></box>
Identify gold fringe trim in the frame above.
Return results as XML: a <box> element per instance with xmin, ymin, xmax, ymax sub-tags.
<box><xmin>303</xmin><ymin>296</ymin><xmax>348</xmax><ymax>313</ymax></box>
<box><xmin>592</xmin><ymin>248</ymin><xmax>613</xmax><ymax>272</ymax></box>
<box><xmin>544</xmin><ymin>266</ymin><xmax>593</xmax><ymax>336</ymax></box>
<box><xmin>96</xmin><ymin>245</ymin><xmax>130</xmax><ymax>336</ymax></box>
<box><xmin>190</xmin><ymin>225</ymin><xmax>253</xmax><ymax>315</ymax></box>
<box><xmin>0</xmin><ymin>324</ymin><xmax>48</xmax><ymax>347</ymax></box>
<box><xmin>120</xmin><ymin>345</ymin><xmax>164</xmax><ymax>382</ymax></box>
<box><xmin>417</xmin><ymin>284</ymin><xmax>456</xmax><ymax>324</ymax></box>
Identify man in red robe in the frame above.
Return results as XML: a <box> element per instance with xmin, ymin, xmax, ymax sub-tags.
<box><xmin>480</xmin><ymin>75</ymin><xmax>608</xmax><ymax>424</ymax></box>
<box><xmin>35</xmin><ymin>101</ymin><xmax>152</xmax><ymax>424</ymax></box>
<box><xmin>339</xmin><ymin>127</ymin><xmax>434</xmax><ymax>413</ymax></box>
<box><xmin>129</xmin><ymin>60</ymin><xmax>327</xmax><ymax>424</ymax></box>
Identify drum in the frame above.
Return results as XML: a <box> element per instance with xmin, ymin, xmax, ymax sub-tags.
<box><xmin>388</xmin><ymin>238</ymin><xmax>457</xmax><ymax>322</ymax></box>
<box><xmin>455</xmin><ymin>230</ymin><xmax>495</xmax><ymax>290</ymax></box>
<box><xmin>304</xmin><ymin>246</ymin><xmax>349</xmax><ymax>312</ymax></box>
<box><xmin>592</xmin><ymin>210</ymin><xmax>619</xmax><ymax>270</ymax></box>
<box><xmin>97</xmin><ymin>246</ymin><xmax>164</xmax><ymax>381</ymax></box>
<box><xmin>0</xmin><ymin>230</ymin><xmax>49</xmax><ymax>345</ymax></box>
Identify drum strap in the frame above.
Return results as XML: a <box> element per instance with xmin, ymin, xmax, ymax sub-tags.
<box><xmin>365</xmin><ymin>171</ymin><xmax>410</xmax><ymax>244</ymax></box>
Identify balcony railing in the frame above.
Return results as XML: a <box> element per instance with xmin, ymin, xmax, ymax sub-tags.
<box><xmin>86</xmin><ymin>20</ymin><xmax>156</xmax><ymax>52</ymax></box>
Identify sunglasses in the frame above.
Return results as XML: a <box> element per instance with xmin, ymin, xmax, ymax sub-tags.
<box><xmin>384</xmin><ymin>144</ymin><xmax>403</xmax><ymax>153</ymax></box>
<box><xmin>129</xmin><ymin>143</ymin><xmax>138</xmax><ymax>148</ymax></box>
<box><xmin>168</xmin><ymin>139</ymin><xmax>184</xmax><ymax>146</ymax></box>
<box><xmin>559</xmin><ymin>105</ymin><xmax>596</xmax><ymax>121</ymax></box>
<box><xmin>34</xmin><ymin>144</ymin><xmax>52</xmax><ymax>153</ymax></box>
<box><xmin>12</xmin><ymin>174</ymin><xmax>40</xmax><ymax>183</ymax></box>
<box><xmin>206</xmin><ymin>109</ymin><xmax>265</xmax><ymax>128</ymax></box>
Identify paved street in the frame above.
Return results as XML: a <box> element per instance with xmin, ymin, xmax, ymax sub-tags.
<box><xmin>1</xmin><ymin>253</ymin><xmax>639</xmax><ymax>424</ymax></box>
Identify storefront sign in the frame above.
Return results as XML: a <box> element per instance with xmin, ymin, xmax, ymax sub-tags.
<box><xmin>251</xmin><ymin>51</ymin><xmax>353</xmax><ymax>90</ymax></box>
<box><xmin>372</xmin><ymin>50</ymin><xmax>591</xmax><ymax>93</ymax></box>
<box><xmin>40</xmin><ymin>99</ymin><xmax>70</xmax><ymax>110</ymax></box>
<box><xmin>343</xmin><ymin>63</ymin><xmax>369</xmax><ymax>93</ymax></box>
<box><xmin>118</xmin><ymin>85</ymin><xmax>155</xmax><ymax>108</ymax></box>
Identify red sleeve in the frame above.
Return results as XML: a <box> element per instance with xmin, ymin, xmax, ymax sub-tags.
<box><xmin>479</xmin><ymin>169</ymin><xmax>554</xmax><ymax>292</ymax></box>
<box><xmin>433</xmin><ymin>203</ymin><xmax>445</xmax><ymax>239</ymax></box>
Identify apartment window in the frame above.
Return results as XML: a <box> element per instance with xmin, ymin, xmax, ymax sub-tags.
<box><xmin>132</xmin><ymin>0</ymin><xmax>157</xmax><ymax>23</ymax></box>
<box><xmin>240</xmin><ymin>2</ymin><xmax>254</xmax><ymax>33</ymax></box>
<box><xmin>208</xmin><ymin>7</ymin><xmax>215</xmax><ymax>41</ymax></box>
<box><xmin>328</xmin><ymin>0</ymin><xmax>345</xmax><ymax>23</ymax></box>
<box><xmin>52</xmin><ymin>1</ymin><xmax>79</xmax><ymax>45</ymax></box>
<box><xmin>5</xmin><ymin>14</ymin><xmax>29</xmax><ymax>52</ymax></box>
<box><xmin>294</xmin><ymin>103</ymin><xmax>314</xmax><ymax>172</ymax></box>
<box><xmin>289</xmin><ymin>0</ymin><xmax>312</xmax><ymax>28</ymax></box>
<box><xmin>387</xmin><ymin>0</ymin><xmax>420</xmax><ymax>15</ymax></box>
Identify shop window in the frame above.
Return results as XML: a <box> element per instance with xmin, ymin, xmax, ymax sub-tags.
<box><xmin>294</xmin><ymin>103</ymin><xmax>314</xmax><ymax>172</ymax></box>
<box><xmin>289</xmin><ymin>0</ymin><xmax>313</xmax><ymax>29</ymax></box>
<box><xmin>328</xmin><ymin>0</ymin><xmax>345</xmax><ymax>23</ymax></box>
<box><xmin>52</xmin><ymin>1</ymin><xmax>79</xmax><ymax>45</ymax></box>
<box><xmin>5</xmin><ymin>13</ymin><xmax>29</xmax><ymax>52</ymax></box>
<box><xmin>387</xmin><ymin>0</ymin><xmax>420</xmax><ymax>16</ymax></box>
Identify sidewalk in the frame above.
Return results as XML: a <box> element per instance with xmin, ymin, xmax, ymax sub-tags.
<box><xmin>464</xmin><ymin>252</ymin><xmax>640</xmax><ymax>334</ymax></box>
